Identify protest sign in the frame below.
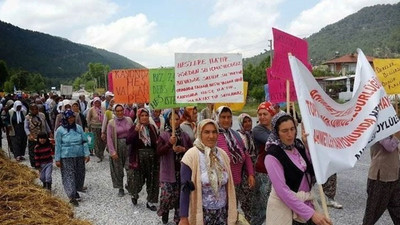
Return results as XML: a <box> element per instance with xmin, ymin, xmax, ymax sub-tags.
<box><xmin>149</xmin><ymin>68</ymin><xmax>193</xmax><ymax>109</ymax></box>
<box><xmin>112</xmin><ymin>69</ymin><xmax>150</xmax><ymax>104</ymax></box>
<box><xmin>175</xmin><ymin>53</ymin><xmax>244</xmax><ymax>103</ymax></box>
<box><xmin>290</xmin><ymin>49</ymin><xmax>400</xmax><ymax>184</ymax></box>
<box><xmin>271</xmin><ymin>28</ymin><xmax>311</xmax><ymax>80</ymax></box>
<box><xmin>373</xmin><ymin>58</ymin><xmax>400</xmax><ymax>94</ymax></box>
<box><xmin>215</xmin><ymin>82</ymin><xmax>248</xmax><ymax>111</ymax></box>
<box><xmin>108</xmin><ymin>72</ymin><xmax>113</xmax><ymax>92</ymax></box>
<box><xmin>267</xmin><ymin>68</ymin><xmax>297</xmax><ymax>103</ymax></box>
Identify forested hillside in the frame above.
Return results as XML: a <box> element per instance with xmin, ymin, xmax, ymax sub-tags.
<box><xmin>244</xmin><ymin>3</ymin><xmax>400</xmax><ymax>67</ymax></box>
<box><xmin>0</xmin><ymin>21</ymin><xmax>144</xmax><ymax>79</ymax></box>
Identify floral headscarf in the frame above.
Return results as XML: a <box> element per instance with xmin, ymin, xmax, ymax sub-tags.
<box><xmin>237</xmin><ymin>113</ymin><xmax>256</xmax><ymax>157</ymax></box>
<box><xmin>137</xmin><ymin>108</ymin><xmax>151</xmax><ymax>146</ymax></box>
<box><xmin>92</xmin><ymin>97</ymin><xmax>103</xmax><ymax>123</ymax></box>
<box><xmin>265</xmin><ymin>111</ymin><xmax>304</xmax><ymax>151</ymax></box>
<box><xmin>61</xmin><ymin>109</ymin><xmax>77</xmax><ymax>132</ymax></box>
<box><xmin>193</xmin><ymin>119</ymin><xmax>224</xmax><ymax>196</ymax></box>
<box><xmin>215</xmin><ymin>106</ymin><xmax>243</xmax><ymax>164</ymax></box>
<box><xmin>164</xmin><ymin>110</ymin><xmax>182</xmax><ymax>144</ymax></box>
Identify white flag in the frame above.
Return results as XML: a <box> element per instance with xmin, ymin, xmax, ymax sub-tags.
<box><xmin>289</xmin><ymin>49</ymin><xmax>400</xmax><ymax>184</ymax></box>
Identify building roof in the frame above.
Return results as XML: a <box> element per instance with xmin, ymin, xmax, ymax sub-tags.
<box><xmin>323</xmin><ymin>54</ymin><xmax>374</xmax><ymax>64</ymax></box>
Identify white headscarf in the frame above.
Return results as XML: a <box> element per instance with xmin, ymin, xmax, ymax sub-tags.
<box><xmin>13</xmin><ymin>100</ymin><xmax>24</xmax><ymax>124</ymax></box>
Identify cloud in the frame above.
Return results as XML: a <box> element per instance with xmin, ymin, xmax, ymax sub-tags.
<box><xmin>0</xmin><ymin>0</ymin><xmax>118</xmax><ymax>34</ymax></box>
<box><xmin>286</xmin><ymin>0</ymin><xmax>400</xmax><ymax>38</ymax></box>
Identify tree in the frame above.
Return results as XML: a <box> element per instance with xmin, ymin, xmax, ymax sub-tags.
<box><xmin>0</xmin><ymin>60</ymin><xmax>10</xmax><ymax>90</ymax></box>
<box><xmin>27</xmin><ymin>73</ymin><xmax>46</xmax><ymax>93</ymax></box>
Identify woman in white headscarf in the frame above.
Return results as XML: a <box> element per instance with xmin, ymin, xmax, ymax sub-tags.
<box><xmin>86</xmin><ymin>97</ymin><xmax>106</xmax><ymax>162</ymax></box>
<box><xmin>179</xmin><ymin>119</ymin><xmax>237</xmax><ymax>225</ymax></box>
<box><xmin>6</xmin><ymin>100</ymin><xmax>27</xmax><ymax>161</ymax></box>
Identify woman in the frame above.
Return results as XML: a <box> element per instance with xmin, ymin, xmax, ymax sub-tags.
<box><xmin>251</xmin><ymin>101</ymin><xmax>277</xmax><ymax>225</ymax></box>
<box><xmin>126</xmin><ymin>108</ymin><xmax>159</xmax><ymax>211</ymax></box>
<box><xmin>157</xmin><ymin>111</ymin><xmax>192</xmax><ymax>224</ymax></box>
<box><xmin>265</xmin><ymin>112</ymin><xmax>331</xmax><ymax>225</ymax></box>
<box><xmin>179</xmin><ymin>119</ymin><xmax>237</xmax><ymax>225</ymax></box>
<box><xmin>237</xmin><ymin>113</ymin><xmax>257</xmax><ymax>221</ymax></box>
<box><xmin>107</xmin><ymin>104</ymin><xmax>134</xmax><ymax>197</ymax></box>
<box><xmin>180</xmin><ymin>106</ymin><xmax>197</xmax><ymax>143</ymax></box>
<box><xmin>151</xmin><ymin>109</ymin><xmax>165</xmax><ymax>133</ymax></box>
<box><xmin>101</xmin><ymin>98</ymin><xmax>115</xmax><ymax>142</ymax></box>
<box><xmin>86</xmin><ymin>97</ymin><xmax>106</xmax><ymax>162</ymax></box>
<box><xmin>55</xmin><ymin>100</ymin><xmax>82</xmax><ymax>131</ymax></box>
<box><xmin>362</xmin><ymin>132</ymin><xmax>400</xmax><ymax>225</ymax></box>
<box><xmin>215</xmin><ymin>106</ymin><xmax>255</xmax><ymax>218</ymax></box>
<box><xmin>55</xmin><ymin>110</ymin><xmax>90</xmax><ymax>206</ymax></box>
<box><xmin>6</xmin><ymin>100</ymin><xmax>27</xmax><ymax>161</ymax></box>
<box><xmin>71</xmin><ymin>100</ymin><xmax>88</xmax><ymax>131</ymax></box>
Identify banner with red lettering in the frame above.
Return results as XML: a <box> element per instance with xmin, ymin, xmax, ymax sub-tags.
<box><xmin>290</xmin><ymin>49</ymin><xmax>400</xmax><ymax>184</ymax></box>
<box><xmin>175</xmin><ymin>53</ymin><xmax>244</xmax><ymax>103</ymax></box>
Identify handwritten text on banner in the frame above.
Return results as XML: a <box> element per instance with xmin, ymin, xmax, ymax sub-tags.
<box><xmin>373</xmin><ymin>58</ymin><xmax>400</xmax><ymax>94</ymax></box>
<box><xmin>112</xmin><ymin>69</ymin><xmax>150</xmax><ymax>104</ymax></box>
<box><xmin>175</xmin><ymin>53</ymin><xmax>244</xmax><ymax>103</ymax></box>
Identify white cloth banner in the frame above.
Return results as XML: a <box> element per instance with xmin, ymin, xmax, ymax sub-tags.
<box><xmin>289</xmin><ymin>49</ymin><xmax>400</xmax><ymax>184</ymax></box>
<box><xmin>175</xmin><ymin>53</ymin><xmax>244</xmax><ymax>103</ymax></box>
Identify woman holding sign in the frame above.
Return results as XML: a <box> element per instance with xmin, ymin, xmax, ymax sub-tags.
<box><xmin>127</xmin><ymin>108</ymin><xmax>159</xmax><ymax>211</ymax></box>
<box><xmin>157</xmin><ymin>111</ymin><xmax>192</xmax><ymax>224</ymax></box>
<box><xmin>265</xmin><ymin>112</ymin><xmax>332</xmax><ymax>225</ymax></box>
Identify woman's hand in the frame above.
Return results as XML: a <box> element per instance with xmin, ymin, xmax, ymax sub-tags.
<box><xmin>85</xmin><ymin>156</ymin><xmax>90</xmax><ymax>163</ymax></box>
<box><xmin>55</xmin><ymin>161</ymin><xmax>61</xmax><ymax>168</ymax></box>
<box><xmin>178</xmin><ymin>217</ymin><xmax>189</xmax><ymax>225</ymax></box>
<box><xmin>247</xmin><ymin>175</ymin><xmax>255</xmax><ymax>189</ymax></box>
<box><xmin>111</xmin><ymin>154</ymin><xmax>119</xmax><ymax>160</ymax></box>
<box><xmin>169</xmin><ymin>136</ymin><xmax>177</xmax><ymax>145</ymax></box>
<box><xmin>311</xmin><ymin>211</ymin><xmax>333</xmax><ymax>225</ymax></box>
<box><xmin>301</xmin><ymin>123</ymin><xmax>309</xmax><ymax>148</ymax></box>
<box><xmin>101</xmin><ymin>133</ymin><xmax>106</xmax><ymax>141</ymax></box>
<box><xmin>135</xmin><ymin>124</ymin><xmax>141</xmax><ymax>132</ymax></box>
<box><xmin>173</xmin><ymin>145</ymin><xmax>186</xmax><ymax>153</ymax></box>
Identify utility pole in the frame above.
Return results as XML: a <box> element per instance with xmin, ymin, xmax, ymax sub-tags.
<box><xmin>268</xmin><ymin>39</ymin><xmax>273</xmax><ymax>67</ymax></box>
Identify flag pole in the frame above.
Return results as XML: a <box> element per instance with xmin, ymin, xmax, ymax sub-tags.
<box><xmin>287</xmin><ymin>53</ymin><xmax>292</xmax><ymax>114</ymax></box>
<box><xmin>319</xmin><ymin>184</ymin><xmax>330</xmax><ymax>219</ymax></box>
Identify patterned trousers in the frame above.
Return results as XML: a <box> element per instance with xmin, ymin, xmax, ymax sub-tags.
<box><xmin>362</xmin><ymin>178</ymin><xmax>400</xmax><ymax>225</ymax></box>
<box><xmin>109</xmin><ymin>139</ymin><xmax>129</xmax><ymax>189</ymax></box>
<box><xmin>60</xmin><ymin>157</ymin><xmax>86</xmax><ymax>199</ymax></box>
<box><xmin>128</xmin><ymin>148</ymin><xmax>159</xmax><ymax>203</ymax></box>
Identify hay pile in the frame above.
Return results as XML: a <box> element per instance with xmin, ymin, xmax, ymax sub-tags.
<box><xmin>0</xmin><ymin>150</ymin><xmax>92</xmax><ymax>225</ymax></box>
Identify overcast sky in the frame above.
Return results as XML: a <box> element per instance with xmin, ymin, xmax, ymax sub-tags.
<box><xmin>0</xmin><ymin>0</ymin><xmax>398</xmax><ymax>68</ymax></box>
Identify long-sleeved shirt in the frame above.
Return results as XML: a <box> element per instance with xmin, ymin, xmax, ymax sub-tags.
<box><xmin>252</xmin><ymin>124</ymin><xmax>271</xmax><ymax>154</ymax></box>
<box><xmin>157</xmin><ymin>130</ymin><xmax>193</xmax><ymax>182</ymax></box>
<box><xmin>24</xmin><ymin>112</ymin><xmax>51</xmax><ymax>138</ymax></box>
<box><xmin>54</xmin><ymin>124</ymin><xmax>89</xmax><ymax>161</ymax></box>
<box><xmin>34</xmin><ymin>144</ymin><xmax>53</xmax><ymax>167</ymax></box>
<box><xmin>106</xmin><ymin>117</ymin><xmax>133</xmax><ymax>156</ymax></box>
<box><xmin>265</xmin><ymin>147</ymin><xmax>314</xmax><ymax>221</ymax></box>
<box><xmin>217</xmin><ymin>132</ymin><xmax>254</xmax><ymax>185</ymax></box>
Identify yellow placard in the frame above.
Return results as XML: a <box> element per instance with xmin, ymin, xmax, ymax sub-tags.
<box><xmin>215</xmin><ymin>82</ymin><xmax>248</xmax><ymax>111</ymax></box>
<box><xmin>374</xmin><ymin>58</ymin><xmax>400</xmax><ymax>94</ymax></box>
